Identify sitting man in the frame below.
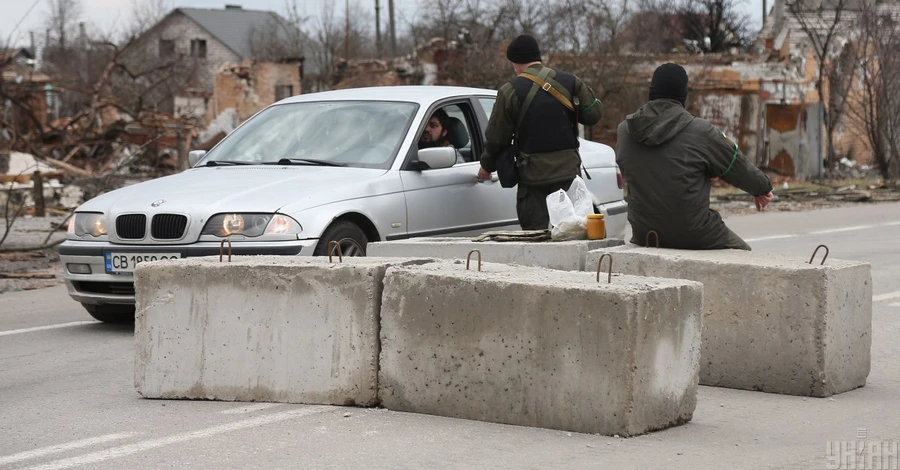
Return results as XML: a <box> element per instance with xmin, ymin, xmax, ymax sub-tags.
<box><xmin>616</xmin><ymin>63</ymin><xmax>774</xmax><ymax>251</ymax></box>
<box><xmin>419</xmin><ymin>108</ymin><xmax>468</xmax><ymax>164</ymax></box>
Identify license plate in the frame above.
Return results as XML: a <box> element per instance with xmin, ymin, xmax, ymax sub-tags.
<box><xmin>105</xmin><ymin>252</ymin><xmax>181</xmax><ymax>274</ymax></box>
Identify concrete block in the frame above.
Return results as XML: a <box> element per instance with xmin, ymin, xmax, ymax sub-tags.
<box><xmin>378</xmin><ymin>260</ymin><xmax>704</xmax><ymax>436</ymax></box>
<box><xmin>584</xmin><ymin>247</ymin><xmax>872</xmax><ymax>397</ymax></box>
<box><xmin>369</xmin><ymin>237</ymin><xmax>624</xmax><ymax>271</ymax></box>
<box><xmin>134</xmin><ymin>256</ymin><xmax>433</xmax><ymax>406</ymax></box>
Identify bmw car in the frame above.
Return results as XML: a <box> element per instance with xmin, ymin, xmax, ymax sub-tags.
<box><xmin>59</xmin><ymin>86</ymin><xmax>628</xmax><ymax>322</ymax></box>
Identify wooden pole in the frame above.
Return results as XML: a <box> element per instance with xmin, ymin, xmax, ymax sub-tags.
<box><xmin>345</xmin><ymin>0</ymin><xmax>350</xmax><ymax>60</ymax></box>
<box><xmin>388</xmin><ymin>0</ymin><xmax>396</xmax><ymax>57</ymax></box>
<box><xmin>33</xmin><ymin>171</ymin><xmax>45</xmax><ymax>217</ymax></box>
<box><xmin>375</xmin><ymin>0</ymin><xmax>382</xmax><ymax>58</ymax></box>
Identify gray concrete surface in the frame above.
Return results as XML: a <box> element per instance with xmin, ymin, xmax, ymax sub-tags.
<box><xmin>584</xmin><ymin>247</ymin><xmax>873</xmax><ymax>397</ymax></box>
<box><xmin>134</xmin><ymin>256</ymin><xmax>432</xmax><ymax>407</ymax></box>
<box><xmin>368</xmin><ymin>237</ymin><xmax>624</xmax><ymax>271</ymax></box>
<box><xmin>379</xmin><ymin>260</ymin><xmax>703</xmax><ymax>436</ymax></box>
<box><xmin>2</xmin><ymin>202</ymin><xmax>900</xmax><ymax>469</ymax></box>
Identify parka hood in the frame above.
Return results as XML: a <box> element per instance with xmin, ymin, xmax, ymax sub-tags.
<box><xmin>625</xmin><ymin>99</ymin><xmax>695</xmax><ymax>146</ymax></box>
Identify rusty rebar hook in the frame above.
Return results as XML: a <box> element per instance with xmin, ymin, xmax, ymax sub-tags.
<box><xmin>219</xmin><ymin>238</ymin><xmax>232</xmax><ymax>262</ymax></box>
<box><xmin>328</xmin><ymin>241</ymin><xmax>343</xmax><ymax>263</ymax></box>
<box><xmin>809</xmin><ymin>244</ymin><xmax>829</xmax><ymax>265</ymax></box>
<box><xmin>466</xmin><ymin>249</ymin><xmax>482</xmax><ymax>272</ymax></box>
<box><xmin>596</xmin><ymin>253</ymin><xmax>613</xmax><ymax>284</ymax></box>
<box><xmin>646</xmin><ymin>230</ymin><xmax>660</xmax><ymax>248</ymax></box>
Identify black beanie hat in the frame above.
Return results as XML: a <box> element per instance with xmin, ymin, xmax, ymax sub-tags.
<box><xmin>649</xmin><ymin>63</ymin><xmax>689</xmax><ymax>106</ymax></box>
<box><xmin>506</xmin><ymin>34</ymin><xmax>542</xmax><ymax>64</ymax></box>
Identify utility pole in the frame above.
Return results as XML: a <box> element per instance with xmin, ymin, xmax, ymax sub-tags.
<box><xmin>375</xmin><ymin>0</ymin><xmax>382</xmax><ymax>58</ymax></box>
<box><xmin>763</xmin><ymin>0</ymin><xmax>768</xmax><ymax>27</ymax></box>
<box><xmin>344</xmin><ymin>0</ymin><xmax>350</xmax><ymax>60</ymax></box>
<box><xmin>388</xmin><ymin>0</ymin><xmax>397</xmax><ymax>57</ymax></box>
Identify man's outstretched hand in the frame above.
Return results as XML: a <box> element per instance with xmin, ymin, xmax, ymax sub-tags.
<box><xmin>754</xmin><ymin>191</ymin><xmax>774</xmax><ymax>212</ymax></box>
<box><xmin>477</xmin><ymin>167</ymin><xmax>492</xmax><ymax>182</ymax></box>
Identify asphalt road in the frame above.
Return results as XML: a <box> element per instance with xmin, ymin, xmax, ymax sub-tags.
<box><xmin>2</xmin><ymin>202</ymin><xmax>899</xmax><ymax>470</ymax></box>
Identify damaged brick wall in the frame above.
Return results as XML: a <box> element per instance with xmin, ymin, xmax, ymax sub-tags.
<box><xmin>214</xmin><ymin>61</ymin><xmax>301</xmax><ymax>122</ymax></box>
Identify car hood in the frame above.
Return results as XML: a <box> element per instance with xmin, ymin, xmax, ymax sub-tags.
<box><xmin>78</xmin><ymin>166</ymin><xmax>389</xmax><ymax>215</ymax></box>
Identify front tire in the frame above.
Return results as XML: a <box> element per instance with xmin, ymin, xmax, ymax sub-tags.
<box><xmin>314</xmin><ymin>221</ymin><xmax>368</xmax><ymax>257</ymax></box>
<box><xmin>82</xmin><ymin>303</ymin><xmax>135</xmax><ymax>323</ymax></box>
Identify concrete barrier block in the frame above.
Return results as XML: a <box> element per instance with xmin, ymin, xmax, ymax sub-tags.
<box><xmin>369</xmin><ymin>237</ymin><xmax>624</xmax><ymax>271</ymax></box>
<box><xmin>134</xmin><ymin>256</ymin><xmax>433</xmax><ymax>406</ymax></box>
<box><xmin>584</xmin><ymin>247</ymin><xmax>872</xmax><ymax>397</ymax></box>
<box><xmin>379</xmin><ymin>260</ymin><xmax>704</xmax><ymax>436</ymax></box>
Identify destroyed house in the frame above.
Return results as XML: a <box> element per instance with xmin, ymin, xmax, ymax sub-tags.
<box><xmin>120</xmin><ymin>4</ymin><xmax>310</xmax><ymax>123</ymax></box>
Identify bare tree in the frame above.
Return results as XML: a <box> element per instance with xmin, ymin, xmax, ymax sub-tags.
<box><xmin>844</xmin><ymin>3</ymin><xmax>900</xmax><ymax>180</ymax></box>
<box><xmin>786</xmin><ymin>0</ymin><xmax>857</xmax><ymax>173</ymax></box>
<box><xmin>44</xmin><ymin>0</ymin><xmax>82</xmax><ymax>52</ymax></box>
<box><xmin>127</xmin><ymin>0</ymin><xmax>172</xmax><ymax>37</ymax></box>
<box><xmin>677</xmin><ymin>0</ymin><xmax>754</xmax><ymax>52</ymax></box>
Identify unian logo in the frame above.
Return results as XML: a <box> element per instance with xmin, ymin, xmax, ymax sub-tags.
<box><xmin>826</xmin><ymin>429</ymin><xmax>900</xmax><ymax>470</ymax></box>
<box><xmin>151</xmin><ymin>199</ymin><xmax>166</xmax><ymax>207</ymax></box>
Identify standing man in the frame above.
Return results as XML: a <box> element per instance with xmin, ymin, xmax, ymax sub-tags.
<box><xmin>477</xmin><ymin>34</ymin><xmax>603</xmax><ymax>230</ymax></box>
<box><xmin>616</xmin><ymin>63</ymin><xmax>774</xmax><ymax>250</ymax></box>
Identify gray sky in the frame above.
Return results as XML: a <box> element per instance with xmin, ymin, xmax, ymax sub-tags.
<box><xmin>1</xmin><ymin>0</ymin><xmax>766</xmax><ymax>48</ymax></box>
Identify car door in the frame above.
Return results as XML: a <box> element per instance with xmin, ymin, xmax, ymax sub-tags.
<box><xmin>398</xmin><ymin>98</ymin><xmax>519</xmax><ymax>238</ymax></box>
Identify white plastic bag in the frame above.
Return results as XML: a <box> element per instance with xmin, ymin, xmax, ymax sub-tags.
<box><xmin>546</xmin><ymin>176</ymin><xmax>595</xmax><ymax>240</ymax></box>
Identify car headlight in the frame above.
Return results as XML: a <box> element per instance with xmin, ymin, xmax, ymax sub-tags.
<box><xmin>201</xmin><ymin>213</ymin><xmax>302</xmax><ymax>237</ymax></box>
<box><xmin>68</xmin><ymin>213</ymin><xmax>107</xmax><ymax>237</ymax></box>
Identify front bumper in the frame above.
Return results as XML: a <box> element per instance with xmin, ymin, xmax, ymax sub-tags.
<box><xmin>59</xmin><ymin>239</ymin><xmax>319</xmax><ymax>305</ymax></box>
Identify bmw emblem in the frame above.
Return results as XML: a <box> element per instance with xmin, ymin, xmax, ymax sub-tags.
<box><xmin>151</xmin><ymin>199</ymin><xmax>166</xmax><ymax>207</ymax></box>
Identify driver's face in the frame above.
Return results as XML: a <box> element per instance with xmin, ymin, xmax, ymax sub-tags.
<box><xmin>421</xmin><ymin>117</ymin><xmax>446</xmax><ymax>144</ymax></box>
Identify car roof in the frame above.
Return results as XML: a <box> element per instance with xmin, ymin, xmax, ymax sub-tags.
<box><xmin>279</xmin><ymin>85</ymin><xmax>499</xmax><ymax>106</ymax></box>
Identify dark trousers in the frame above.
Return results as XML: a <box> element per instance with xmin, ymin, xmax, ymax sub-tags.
<box><xmin>516</xmin><ymin>179</ymin><xmax>575</xmax><ymax>230</ymax></box>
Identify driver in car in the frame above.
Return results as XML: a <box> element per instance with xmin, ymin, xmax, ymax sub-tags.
<box><xmin>419</xmin><ymin>108</ymin><xmax>465</xmax><ymax>164</ymax></box>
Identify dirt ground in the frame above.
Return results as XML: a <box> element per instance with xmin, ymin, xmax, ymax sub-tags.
<box><xmin>0</xmin><ymin>216</ymin><xmax>68</xmax><ymax>294</ymax></box>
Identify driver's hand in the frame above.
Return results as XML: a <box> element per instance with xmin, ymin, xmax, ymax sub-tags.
<box><xmin>477</xmin><ymin>167</ymin><xmax>492</xmax><ymax>182</ymax></box>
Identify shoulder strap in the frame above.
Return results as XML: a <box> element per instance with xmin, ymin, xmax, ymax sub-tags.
<box><xmin>518</xmin><ymin>69</ymin><xmax>574</xmax><ymax>112</ymax></box>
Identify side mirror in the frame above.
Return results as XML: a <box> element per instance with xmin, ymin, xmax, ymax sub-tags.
<box><xmin>416</xmin><ymin>147</ymin><xmax>457</xmax><ymax>170</ymax></box>
<box><xmin>188</xmin><ymin>150</ymin><xmax>207</xmax><ymax>167</ymax></box>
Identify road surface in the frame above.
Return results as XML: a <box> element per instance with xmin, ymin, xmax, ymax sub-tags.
<box><xmin>2</xmin><ymin>202</ymin><xmax>899</xmax><ymax>469</ymax></box>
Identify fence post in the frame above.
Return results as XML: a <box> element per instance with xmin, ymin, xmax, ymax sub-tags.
<box><xmin>33</xmin><ymin>170</ymin><xmax>45</xmax><ymax>217</ymax></box>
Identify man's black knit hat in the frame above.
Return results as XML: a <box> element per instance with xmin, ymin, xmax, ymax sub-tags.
<box><xmin>649</xmin><ymin>63</ymin><xmax>689</xmax><ymax>106</ymax></box>
<box><xmin>506</xmin><ymin>34</ymin><xmax>542</xmax><ymax>64</ymax></box>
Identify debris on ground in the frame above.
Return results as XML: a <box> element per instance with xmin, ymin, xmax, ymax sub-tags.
<box><xmin>710</xmin><ymin>178</ymin><xmax>900</xmax><ymax>216</ymax></box>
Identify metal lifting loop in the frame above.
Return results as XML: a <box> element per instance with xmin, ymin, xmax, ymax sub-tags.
<box><xmin>328</xmin><ymin>240</ymin><xmax>343</xmax><ymax>263</ymax></box>
<box><xmin>809</xmin><ymin>244</ymin><xmax>829</xmax><ymax>265</ymax></box>
<box><xmin>466</xmin><ymin>249</ymin><xmax>482</xmax><ymax>272</ymax></box>
<box><xmin>596</xmin><ymin>254</ymin><xmax>613</xmax><ymax>284</ymax></box>
<box><xmin>219</xmin><ymin>238</ymin><xmax>232</xmax><ymax>262</ymax></box>
<box><xmin>646</xmin><ymin>230</ymin><xmax>660</xmax><ymax>248</ymax></box>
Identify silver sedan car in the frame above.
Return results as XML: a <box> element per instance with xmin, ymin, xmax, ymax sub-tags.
<box><xmin>58</xmin><ymin>86</ymin><xmax>628</xmax><ymax>322</ymax></box>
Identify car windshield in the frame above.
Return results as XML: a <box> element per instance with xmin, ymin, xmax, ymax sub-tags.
<box><xmin>201</xmin><ymin>100</ymin><xmax>418</xmax><ymax>169</ymax></box>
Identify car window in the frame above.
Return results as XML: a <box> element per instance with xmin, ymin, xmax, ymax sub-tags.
<box><xmin>477</xmin><ymin>98</ymin><xmax>496</xmax><ymax>120</ymax></box>
<box><xmin>202</xmin><ymin>101</ymin><xmax>418</xmax><ymax>169</ymax></box>
<box><xmin>436</xmin><ymin>103</ymin><xmax>477</xmax><ymax>163</ymax></box>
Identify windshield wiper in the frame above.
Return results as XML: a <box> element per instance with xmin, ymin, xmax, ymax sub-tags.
<box><xmin>266</xmin><ymin>158</ymin><xmax>346</xmax><ymax>167</ymax></box>
<box><xmin>205</xmin><ymin>160</ymin><xmax>253</xmax><ymax>166</ymax></box>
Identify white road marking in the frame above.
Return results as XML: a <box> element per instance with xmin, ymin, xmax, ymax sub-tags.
<box><xmin>0</xmin><ymin>433</ymin><xmax>137</xmax><ymax>466</ymax></box>
<box><xmin>889</xmin><ymin>302</ymin><xmax>900</xmax><ymax>308</ymax></box>
<box><xmin>874</xmin><ymin>291</ymin><xmax>900</xmax><ymax>303</ymax></box>
<box><xmin>745</xmin><ymin>220</ymin><xmax>900</xmax><ymax>244</ymax></box>
<box><xmin>23</xmin><ymin>407</ymin><xmax>335</xmax><ymax>470</ymax></box>
<box><xmin>810</xmin><ymin>224</ymin><xmax>876</xmax><ymax>235</ymax></box>
<box><xmin>0</xmin><ymin>321</ymin><xmax>96</xmax><ymax>337</ymax></box>
<box><xmin>745</xmin><ymin>234</ymin><xmax>798</xmax><ymax>242</ymax></box>
<box><xmin>220</xmin><ymin>403</ymin><xmax>282</xmax><ymax>414</ymax></box>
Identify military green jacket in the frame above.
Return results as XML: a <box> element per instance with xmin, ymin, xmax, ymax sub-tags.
<box><xmin>479</xmin><ymin>64</ymin><xmax>603</xmax><ymax>186</ymax></box>
<box><xmin>616</xmin><ymin>99</ymin><xmax>773</xmax><ymax>250</ymax></box>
